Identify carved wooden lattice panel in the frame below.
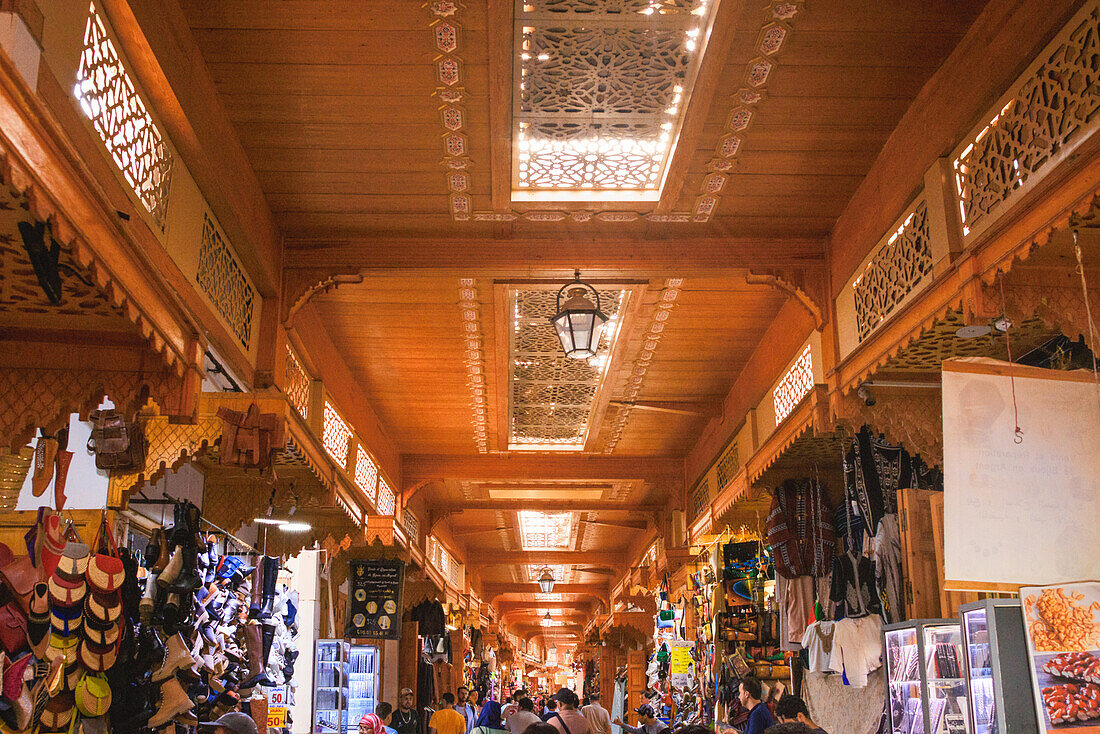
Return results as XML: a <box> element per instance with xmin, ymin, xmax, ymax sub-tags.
<box><xmin>284</xmin><ymin>345</ymin><xmax>311</xmax><ymax>420</ymax></box>
<box><xmin>73</xmin><ymin>2</ymin><xmax>172</xmax><ymax>225</ymax></box>
<box><xmin>377</xmin><ymin>476</ymin><xmax>395</xmax><ymax>517</ymax></box>
<box><xmin>715</xmin><ymin>441</ymin><xmax>740</xmax><ymax>490</ymax></box>
<box><xmin>883</xmin><ymin>311</ymin><xmax>1054</xmax><ymax>372</ymax></box>
<box><xmin>691</xmin><ymin>474</ymin><xmax>710</xmax><ymax>519</ymax></box>
<box><xmin>196</xmin><ymin>214</ymin><xmax>255</xmax><ymax>349</ymax></box>
<box><xmin>510</xmin><ymin>286</ymin><xmax>623</xmax><ymax>448</ymax></box>
<box><xmin>853</xmin><ymin>200</ymin><xmax>933</xmax><ymax>341</ymax></box>
<box><xmin>322</xmin><ymin>401</ymin><xmax>350</xmax><ymax>465</ymax></box>
<box><xmin>354</xmin><ymin>444</ymin><xmax>378</xmax><ymax>502</ymax></box>
<box><xmin>773</xmin><ymin>344</ymin><xmax>813</xmax><ymax>424</ymax></box>
<box><xmin>952</xmin><ymin>2</ymin><xmax>1100</xmax><ymax>236</ymax></box>
<box><xmin>402</xmin><ymin>509</ymin><xmax>420</xmax><ymax>543</ymax></box>
<box><xmin>513</xmin><ymin>0</ymin><xmax>719</xmax><ymax>197</ymax></box>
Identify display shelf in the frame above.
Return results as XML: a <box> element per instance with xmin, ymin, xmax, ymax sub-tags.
<box><xmin>960</xmin><ymin>599</ymin><xmax>1038</xmax><ymax>734</ymax></box>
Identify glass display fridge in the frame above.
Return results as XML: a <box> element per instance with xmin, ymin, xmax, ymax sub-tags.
<box><xmin>314</xmin><ymin>639</ymin><xmax>349</xmax><ymax>733</ymax></box>
<box><xmin>884</xmin><ymin>619</ymin><xmax>970</xmax><ymax>734</ymax></box>
<box><xmin>313</xmin><ymin>640</ymin><xmax>381</xmax><ymax>734</ymax></box>
<box><xmin>346</xmin><ymin>643</ymin><xmax>380</xmax><ymax>732</ymax></box>
<box><xmin>959</xmin><ymin>599</ymin><xmax>1038</xmax><ymax>734</ymax></box>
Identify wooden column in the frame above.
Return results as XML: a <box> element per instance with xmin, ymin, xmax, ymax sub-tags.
<box><xmin>399</xmin><ymin>620</ymin><xmax>420</xmax><ymax>702</ymax></box>
<box><xmin>450</xmin><ymin>629</ymin><xmax>468</xmax><ymax>694</ymax></box>
<box><xmin>626</xmin><ymin>649</ymin><xmax>646</xmax><ymax>725</ymax></box>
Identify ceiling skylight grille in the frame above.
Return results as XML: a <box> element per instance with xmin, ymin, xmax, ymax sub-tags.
<box><xmin>508</xmin><ymin>286</ymin><xmax>625</xmax><ymax>449</ymax></box>
<box><xmin>512</xmin><ymin>0</ymin><xmax>721</xmax><ymax>201</ymax></box>
<box><xmin>519</xmin><ymin>511</ymin><xmax>574</xmax><ymax>549</ymax></box>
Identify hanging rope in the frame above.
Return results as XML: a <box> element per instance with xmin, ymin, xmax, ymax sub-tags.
<box><xmin>997</xmin><ymin>272</ymin><xmax>1024</xmax><ymax>444</ymax></box>
<box><xmin>1072</xmin><ymin>228</ymin><xmax>1100</xmax><ymax>418</ymax></box>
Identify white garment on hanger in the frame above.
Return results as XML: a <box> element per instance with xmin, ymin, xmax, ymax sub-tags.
<box><xmin>611</xmin><ymin>680</ymin><xmax>626</xmax><ymax>734</ymax></box>
<box><xmin>799</xmin><ymin>621</ymin><xmax>839</xmax><ymax>674</ymax></box>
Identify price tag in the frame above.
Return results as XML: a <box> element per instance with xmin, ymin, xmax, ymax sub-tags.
<box><xmin>944</xmin><ymin>713</ymin><xmax>966</xmax><ymax>734</ymax></box>
<box><xmin>267</xmin><ymin>686</ymin><xmax>288</xmax><ymax>727</ymax></box>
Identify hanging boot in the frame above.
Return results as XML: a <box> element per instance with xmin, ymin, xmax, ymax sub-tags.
<box><xmin>260</xmin><ymin>622</ymin><xmax>275</xmax><ymax>669</ymax></box>
<box><xmin>147</xmin><ymin>676</ymin><xmax>194</xmax><ymax>729</ymax></box>
<box><xmin>52</xmin><ymin>427</ymin><xmax>72</xmax><ymax>512</ymax></box>
<box><xmin>248</xmin><ymin>562</ymin><xmax>264</xmax><ymax>620</ymax></box>
<box><xmin>30</xmin><ymin>433</ymin><xmax>57</xmax><ymax>498</ymax></box>
<box><xmin>152</xmin><ymin>633</ymin><xmax>194</xmax><ymax>682</ymax></box>
<box><xmin>157</xmin><ymin>546</ymin><xmax>183</xmax><ymax>588</ymax></box>
<box><xmin>258</xmin><ymin>556</ymin><xmax>279</xmax><ymax>620</ymax></box>
<box><xmin>170</xmin><ymin>544</ymin><xmax>203</xmax><ymax>593</ymax></box>
<box><xmin>241</xmin><ymin>622</ymin><xmax>273</xmax><ymax>689</ymax></box>
<box><xmin>160</xmin><ymin>593</ymin><xmax>181</xmax><ymax>638</ymax></box>
<box><xmin>139</xmin><ymin>571</ymin><xmax>159</xmax><ymax>623</ymax></box>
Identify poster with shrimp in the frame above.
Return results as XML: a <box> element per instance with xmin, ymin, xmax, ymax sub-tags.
<box><xmin>1021</xmin><ymin>582</ymin><xmax>1100</xmax><ymax>731</ymax></box>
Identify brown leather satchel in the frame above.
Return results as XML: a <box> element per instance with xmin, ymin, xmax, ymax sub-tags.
<box><xmin>216</xmin><ymin>404</ymin><xmax>284</xmax><ymax>470</ymax></box>
<box><xmin>0</xmin><ymin>556</ymin><xmax>39</xmax><ymax>614</ymax></box>
<box><xmin>87</xmin><ymin>410</ymin><xmax>146</xmax><ymax>471</ymax></box>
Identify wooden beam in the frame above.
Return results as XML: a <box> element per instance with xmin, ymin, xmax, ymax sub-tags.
<box><xmin>402</xmin><ymin>454</ymin><xmax>682</xmax><ymax>483</ymax></box>
<box><xmin>467</xmin><ymin>551</ymin><xmax>624</xmax><ymax>566</ymax></box>
<box><xmin>607</xmin><ymin>400</ymin><xmax>721</xmax><ymax>418</ymax></box>
<box><xmin>283</xmin><ymin>234</ymin><xmax>824</xmax><ymax>280</ymax></box>
<box><xmin>481</xmin><ymin>583</ymin><xmax>609</xmax><ymax>598</ymax></box>
<box><xmin>433</xmin><ymin>500</ymin><xmax>661</xmax><ymax>513</ymax></box>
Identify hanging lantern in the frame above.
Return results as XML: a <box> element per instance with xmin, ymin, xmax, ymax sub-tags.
<box><xmin>550</xmin><ymin>271</ymin><xmax>608</xmax><ymax>360</ymax></box>
<box><xmin>538</xmin><ymin>568</ymin><xmax>556</xmax><ymax>594</ymax></box>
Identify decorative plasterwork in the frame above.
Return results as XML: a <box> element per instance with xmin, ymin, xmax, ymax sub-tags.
<box><xmin>426</xmin><ymin>0</ymin><xmax>802</xmax><ymax>222</ymax></box>
<box><xmin>458</xmin><ymin>278</ymin><xmax>489</xmax><ymax>452</ymax></box>
<box><xmin>509</xmin><ymin>285</ymin><xmax>625</xmax><ymax>449</ymax></box>
<box><xmin>602</xmin><ymin>278</ymin><xmax>681</xmax><ymax>453</ymax></box>
<box><xmin>518</xmin><ymin>511</ymin><xmax>575</xmax><ymax>549</ymax></box>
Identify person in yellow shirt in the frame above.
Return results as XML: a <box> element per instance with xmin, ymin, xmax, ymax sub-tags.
<box><xmin>431</xmin><ymin>694</ymin><xmax>468</xmax><ymax>734</ymax></box>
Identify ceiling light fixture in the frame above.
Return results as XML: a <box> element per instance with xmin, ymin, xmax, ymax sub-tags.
<box><xmin>543</xmin><ymin>610</ymin><xmax>553</xmax><ymax>622</ymax></box>
<box><xmin>253</xmin><ymin>517</ymin><xmax>288</xmax><ymax>526</ymax></box>
<box><xmin>279</xmin><ymin>521</ymin><xmax>312</xmax><ymax>533</ymax></box>
<box><xmin>538</xmin><ymin>568</ymin><xmax>556</xmax><ymax>594</ymax></box>
<box><xmin>550</xmin><ymin>271</ymin><xmax>608</xmax><ymax>360</ymax></box>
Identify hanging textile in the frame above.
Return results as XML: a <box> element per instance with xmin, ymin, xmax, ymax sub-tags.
<box><xmin>610</xmin><ymin>680</ymin><xmax>625</xmax><ymax>734</ymax></box>
<box><xmin>872</xmin><ymin>514</ymin><xmax>903</xmax><ymax>623</ymax></box>
<box><xmin>765</xmin><ymin>478</ymin><xmax>835</xmax><ymax>579</ymax></box>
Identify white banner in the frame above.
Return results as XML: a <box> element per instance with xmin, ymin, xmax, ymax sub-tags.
<box><xmin>943</xmin><ymin>358</ymin><xmax>1100</xmax><ymax>590</ymax></box>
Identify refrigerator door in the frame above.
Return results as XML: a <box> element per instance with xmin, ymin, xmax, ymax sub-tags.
<box><xmin>921</xmin><ymin>623</ymin><xmax>969</xmax><ymax>734</ymax></box>
<box><xmin>962</xmin><ymin>607</ymin><xmax>993</xmax><ymax>734</ymax></box>
<box><xmin>315</xmin><ymin>639</ymin><xmax>349</xmax><ymax>733</ymax></box>
<box><xmin>885</xmin><ymin>625</ymin><xmax>922</xmax><ymax>734</ymax></box>
<box><xmin>345</xmin><ymin>644</ymin><xmax>379</xmax><ymax>733</ymax></box>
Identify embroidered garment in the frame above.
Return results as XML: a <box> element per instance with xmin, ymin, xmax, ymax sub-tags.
<box><xmin>765</xmin><ymin>478</ymin><xmax>835</xmax><ymax>579</ymax></box>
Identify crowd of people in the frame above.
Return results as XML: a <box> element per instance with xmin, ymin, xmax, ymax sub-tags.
<box><xmin>347</xmin><ymin>679</ymin><xmax>826</xmax><ymax>734</ymax></box>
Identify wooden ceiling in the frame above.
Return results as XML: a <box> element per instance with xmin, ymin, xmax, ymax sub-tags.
<box><xmin>175</xmin><ymin>0</ymin><xmax>992</xmax><ymax>641</ymax></box>
<box><xmin>179</xmin><ymin>0</ymin><xmax>987</xmax><ymax>239</ymax></box>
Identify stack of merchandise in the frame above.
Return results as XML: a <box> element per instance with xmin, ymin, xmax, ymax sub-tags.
<box><xmin>0</xmin><ymin>509</ymin><xmax>138</xmax><ymax>733</ymax></box>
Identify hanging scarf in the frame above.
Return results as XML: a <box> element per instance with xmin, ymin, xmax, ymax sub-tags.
<box><xmin>764</xmin><ymin>478</ymin><xmax>835</xmax><ymax>578</ymax></box>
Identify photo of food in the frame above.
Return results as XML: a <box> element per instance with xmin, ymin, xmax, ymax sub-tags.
<box><xmin>1025</xmin><ymin>586</ymin><xmax>1100</xmax><ymax>652</ymax></box>
<box><xmin>1035</xmin><ymin>652</ymin><xmax>1100</xmax><ymax>730</ymax></box>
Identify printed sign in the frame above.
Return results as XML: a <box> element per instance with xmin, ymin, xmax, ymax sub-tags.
<box><xmin>1020</xmin><ymin>581</ymin><xmax>1100</xmax><ymax>732</ymax></box>
<box><xmin>670</xmin><ymin>643</ymin><xmax>693</xmax><ymax>688</ymax></box>
<box><xmin>345</xmin><ymin>558</ymin><xmax>405</xmax><ymax>640</ymax></box>
<box><xmin>267</xmin><ymin>686</ymin><xmax>288</xmax><ymax>728</ymax></box>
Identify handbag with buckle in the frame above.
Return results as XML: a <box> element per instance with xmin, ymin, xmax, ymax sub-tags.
<box><xmin>87</xmin><ymin>409</ymin><xmax>145</xmax><ymax>471</ymax></box>
<box><xmin>74</xmin><ymin>672</ymin><xmax>111</xmax><ymax>717</ymax></box>
<box><xmin>0</xmin><ymin>557</ymin><xmax>38</xmax><ymax>614</ymax></box>
<box><xmin>86</xmin><ymin>517</ymin><xmax>123</xmax><ymax>594</ymax></box>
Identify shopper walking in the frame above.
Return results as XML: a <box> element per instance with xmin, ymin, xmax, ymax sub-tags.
<box><xmin>458</xmin><ymin>687</ymin><xmax>479</xmax><ymax>734</ymax></box>
<box><xmin>773</xmin><ymin>696</ymin><xmax>826</xmax><ymax>734</ymax></box>
<box><xmin>393</xmin><ymin>688</ymin><xmax>421</xmax><ymax>734</ymax></box>
<box><xmin>547</xmin><ymin>689</ymin><xmax>590</xmax><ymax>734</ymax></box>
<box><xmin>581</xmin><ymin>693</ymin><xmax>611</xmax><ymax>734</ymax></box>
<box><xmin>431</xmin><ymin>694</ymin><xmax>467</xmax><ymax>734</ymax></box>
<box><xmin>737</xmin><ymin>678</ymin><xmax>774</xmax><ymax>734</ymax></box>
<box><xmin>503</xmin><ymin>690</ymin><xmax>527</xmax><ymax>723</ymax></box>
<box><xmin>508</xmin><ymin>698</ymin><xmax>543</xmax><ymax>734</ymax></box>
<box><xmin>472</xmin><ymin>701</ymin><xmax>509</xmax><ymax>734</ymax></box>
<box><xmin>541</xmin><ymin>700</ymin><xmax>558</xmax><ymax>722</ymax></box>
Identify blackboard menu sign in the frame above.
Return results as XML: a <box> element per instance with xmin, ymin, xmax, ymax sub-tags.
<box><xmin>345</xmin><ymin>559</ymin><xmax>404</xmax><ymax>640</ymax></box>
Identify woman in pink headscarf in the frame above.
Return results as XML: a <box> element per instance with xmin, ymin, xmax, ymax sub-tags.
<box><xmin>360</xmin><ymin>713</ymin><xmax>386</xmax><ymax>734</ymax></box>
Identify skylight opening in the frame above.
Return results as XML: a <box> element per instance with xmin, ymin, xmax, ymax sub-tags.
<box><xmin>519</xmin><ymin>511</ymin><xmax>573</xmax><ymax>549</ymax></box>
<box><xmin>511</xmin><ymin>0</ymin><xmax>722</xmax><ymax>202</ymax></box>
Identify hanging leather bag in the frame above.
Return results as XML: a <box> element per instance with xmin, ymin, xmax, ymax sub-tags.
<box><xmin>0</xmin><ymin>556</ymin><xmax>38</xmax><ymax>614</ymax></box>
<box><xmin>87</xmin><ymin>410</ymin><xmax>145</xmax><ymax>471</ymax></box>
<box><xmin>0</xmin><ymin>603</ymin><xmax>27</xmax><ymax>654</ymax></box>
<box><xmin>217</xmin><ymin>403</ymin><xmax>284</xmax><ymax>470</ymax></box>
